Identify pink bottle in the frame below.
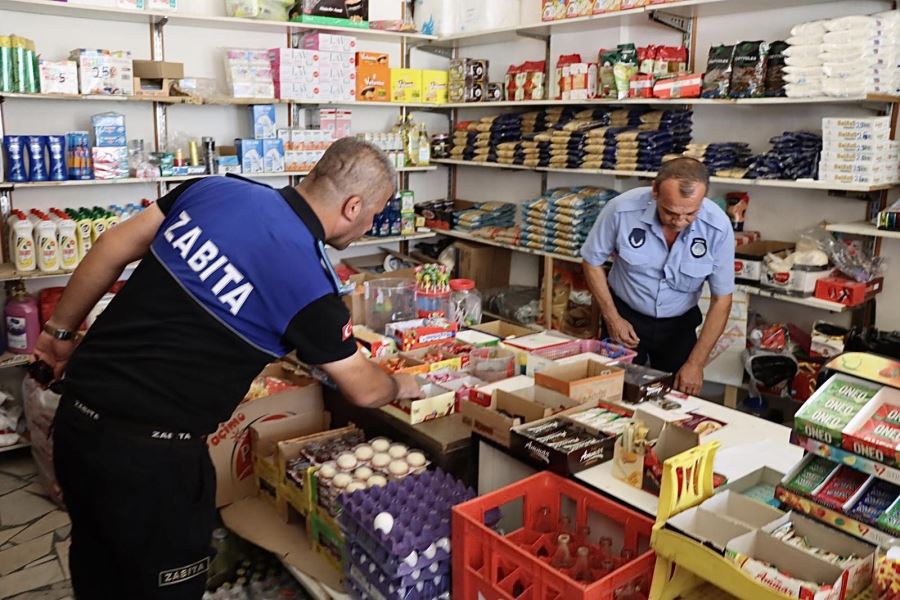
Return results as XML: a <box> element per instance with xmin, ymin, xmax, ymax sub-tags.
<box><xmin>5</xmin><ymin>282</ymin><xmax>39</xmax><ymax>355</ymax></box>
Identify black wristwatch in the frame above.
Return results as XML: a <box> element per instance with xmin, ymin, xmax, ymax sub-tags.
<box><xmin>43</xmin><ymin>323</ymin><xmax>75</xmax><ymax>341</ymax></box>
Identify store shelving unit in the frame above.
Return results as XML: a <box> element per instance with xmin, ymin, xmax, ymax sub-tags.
<box><xmin>0</xmin><ymin>261</ymin><xmax>142</xmax><ymax>283</ymax></box>
<box><xmin>827</xmin><ymin>221</ymin><xmax>900</xmax><ymax>240</ymax></box>
<box><xmin>437</xmin><ymin>228</ymin><xmax>582</xmax><ymax>264</ymax></box>
<box><xmin>793</xmin><ymin>434</ymin><xmax>900</xmax><ymax>486</ymax></box>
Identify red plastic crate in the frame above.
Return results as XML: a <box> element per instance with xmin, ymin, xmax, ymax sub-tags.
<box><xmin>529</xmin><ymin>339</ymin><xmax>638</xmax><ymax>364</ymax></box>
<box><xmin>452</xmin><ymin>472</ymin><xmax>655</xmax><ymax>600</ymax></box>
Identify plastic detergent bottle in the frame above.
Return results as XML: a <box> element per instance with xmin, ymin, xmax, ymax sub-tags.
<box><xmin>51</xmin><ymin>209</ymin><xmax>79</xmax><ymax>271</ymax></box>
<box><xmin>8</xmin><ymin>211</ymin><xmax>35</xmax><ymax>273</ymax></box>
<box><xmin>90</xmin><ymin>209</ymin><xmax>107</xmax><ymax>242</ymax></box>
<box><xmin>5</xmin><ymin>282</ymin><xmax>39</xmax><ymax>355</ymax></box>
<box><xmin>31</xmin><ymin>210</ymin><xmax>60</xmax><ymax>273</ymax></box>
<box><xmin>105</xmin><ymin>207</ymin><xmax>120</xmax><ymax>230</ymax></box>
<box><xmin>69</xmin><ymin>209</ymin><xmax>93</xmax><ymax>260</ymax></box>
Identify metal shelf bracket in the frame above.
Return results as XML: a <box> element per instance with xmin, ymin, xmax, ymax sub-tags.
<box><xmin>648</xmin><ymin>10</ymin><xmax>692</xmax><ymax>36</ymax></box>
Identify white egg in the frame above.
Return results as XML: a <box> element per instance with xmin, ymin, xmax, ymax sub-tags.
<box><xmin>371</xmin><ymin>453</ymin><xmax>391</xmax><ymax>469</ymax></box>
<box><xmin>367</xmin><ymin>475</ymin><xmax>388</xmax><ymax>488</ymax></box>
<box><xmin>404</xmin><ymin>550</ymin><xmax>418</xmax><ymax>567</ymax></box>
<box><xmin>354</xmin><ymin>445</ymin><xmax>374</xmax><ymax>461</ymax></box>
<box><xmin>388</xmin><ymin>460</ymin><xmax>410</xmax><ymax>476</ymax></box>
<box><xmin>346</xmin><ymin>482</ymin><xmax>366</xmax><ymax>493</ymax></box>
<box><xmin>388</xmin><ymin>444</ymin><xmax>408</xmax><ymax>459</ymax></box>
<box><xmin>336</xmin><ymin>453</ymin><xmax>358</xmax><ymax>471</ymax></box>
<box><xmin>436</xmin><ymin>537</ymin><xmax>450</xmax><ymax>551</ymax></box>
<box><xmin>429</xmin><ymin>562</ymin><xmax>439</xmax><ymax>573</ymax></box>
<box><xmin>371</xmin><ymin>438</ymin><xmax>391</xmax><ymax>452</ymax></box>
<box><xmin>406</xmin><ymin>451</ymin><xmax>426</xmax><ymax>467</ymax></box>
<box><xmin>423</xmin><ymin>543</ymin><xmax>437</xmax><ymax>559</ymax></box>
<box><xmin>318</xmin><ymin>464</ymin><xmax>337</xmax><ymax>479</ymax></box>
<box><xmin>332</xmin><ymin>473</ymin><xmax>353</xmax><ymax>489</ymax></box>
<box><xmin>373</xmin><ymin>511</ymin><xmax>394</xmax><ymax>535</ymax></box>
<box><xmin>412</xmin><ymin>569</ymin><xmax>421</xmax><ymax>580</ymax></box>
<box><xmin>354</xmin><ymin>467</ymin><xmax>373</xmax><ymax>481</ymax></box>
<box><xmin>416</xmin><ymin>582</ymin><xmax>424</xmax><ymax>592</ymax></box>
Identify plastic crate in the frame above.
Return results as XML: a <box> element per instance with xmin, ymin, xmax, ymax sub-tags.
<box><xmin>453</xmin><ymin>471</ymin><xmax>655</xmax><ymax>600</ymax></box>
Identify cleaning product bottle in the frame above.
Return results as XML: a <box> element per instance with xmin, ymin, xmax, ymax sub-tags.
<box><xmin>52</xmin><ymin>210</ymin><xmax>79</xmax><ymax>271</ymax></box>
<box><xmin>71</xmin><ymin>209</ymin><xmax>93</xmax><ymax>260</ymax></box>
<box><xmin>5</xmin><ymin>282</ymin><xmax>39</xmax><ymax>355</ymax></box>
<box><xmin>91</xmin><ymin>209</ymin><xmax>107</xmax><ymax>242</ymax></box>
<box><xmin>417</xmin><ymin>123</ymin><xmax>430</xmax><ymax>166</ymax></box>
<box><xmin>32</xmin><ymin>210</ymin><xmax>60</xmax><ymax>273</ymax></box>
<box><xmin>8</xmin><ymin>211</ymin><xmax>35</xmax><ymax>273</ymax></box>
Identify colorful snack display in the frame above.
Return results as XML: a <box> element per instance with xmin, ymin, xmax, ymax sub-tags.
<box><xmin>701</xmin><ymin>44</ymin><xmax>735</xmax><ymax>98</ymax></box>
<box><xmin>786</xmin><ymin>455</ymin><xmax>840</xmax><ymax>495</ymax></box>
<box><xmin>848</xmin><ymin>480</ymin><xmax>900</xmax><ymax>526</ymax></box>
<box><xmin>794</xmin><ymin>375</ymin><xmax>881</xmax><ymax>445</ymax></box>
<box><xmin>770</xmin><ymin>520</ymin><xmax>861</xmax><ymax>566</ymax></box>
<box><xmin>812</xmin><ymin>466</ymin><xmax>869</xmax><ymax>510</ymax></box>
<box><xmin>878</xmin><ymin>498</ymin><xmax>900</xmax><ymax>535</ymax></box>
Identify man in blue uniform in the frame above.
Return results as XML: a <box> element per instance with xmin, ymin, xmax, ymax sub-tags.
<box><xmin>34</xmin><ymin>138</ymin><xmax>421</xmax><ymax>599</ymax></box>
<box><xmin>581</xmin><ymin>158</ymin><xmax>735</xmax><ymax>397</ymax></box>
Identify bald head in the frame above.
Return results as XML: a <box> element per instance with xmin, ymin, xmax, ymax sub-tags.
<box><xmin>304</xmin><ymin>137</ymin><xmax>397</xmax><ymax>206</ymax></box>
<box><xmin>298</xmin><ymin>137</ymin><xmax>398</xmax><ymax>249</ymax></box>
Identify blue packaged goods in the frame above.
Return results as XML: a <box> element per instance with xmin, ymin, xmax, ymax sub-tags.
<box><xmin>3</xmin><ymin>135</ymin><xmax>27</xmax><ymax>182</ymax></box>
<box><xmin>47</xmin><ymin>135</ymin><xmax>68</xmax><ymax>181</ymax></box>
<box><xmin>26</xmin><ymin>135</ymin><xmax>48</xmax><ymax>181</ymax></box>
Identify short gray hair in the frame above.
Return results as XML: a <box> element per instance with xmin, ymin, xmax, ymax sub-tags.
<box><xmin>308</xmin><ymin>137</ymin><xmax>398</xmax><ymax>203</ymax></box>
<box><xmin>655</xmin><ymin>157</ymin><xmax>710</xmax><ymax>197</ymax></box>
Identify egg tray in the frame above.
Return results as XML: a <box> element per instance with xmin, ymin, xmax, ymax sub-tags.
<box><xmin>337</xmin><ymin>469</ymin><xmax>475</xmax><ymax>558</ymax></box>
<box><xmin>339</xmin><ymin>503</ymin><xmax>450</xmax><ymax>578</ymax></box>
<box><xmin>347</xmin><ymin>541</ymin><xmax>450</xmax><ymax>589</ymax></box>
<box><xmin>347</xmin><ymin>559</ymin><xmax>451</xmax><ymax>600</ymax></box>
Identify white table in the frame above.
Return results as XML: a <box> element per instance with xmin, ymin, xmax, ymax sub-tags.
<box><xmin>477</xmin><ymin>392</ymin><xmax>803</xmax><ymax>517</ymax></box>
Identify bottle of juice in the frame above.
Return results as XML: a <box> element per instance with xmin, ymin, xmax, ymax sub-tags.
<box><xmin>5</xmin><ymin>282</ymin><xmax>39</xmax><ymax>355</ymax></box>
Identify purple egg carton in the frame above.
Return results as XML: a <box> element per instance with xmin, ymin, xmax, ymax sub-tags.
<box><xmin>338</xmin><ymin>469</ymin><xmax>475</xmax><ymax>561</ymax></box>
<box><xmin>343</xmin><ymin>523</ymin><xmax>449</xmax><ymax>578</ymax></box>
<box><xmin>348</xmin><ymin>542</ymin><xmax>450</xmax><ymax>589</ymax></box>
<box><xmin>347</xmin><ymin>561</ymin><xmax>451</xmax><ymax>600</ymax></box>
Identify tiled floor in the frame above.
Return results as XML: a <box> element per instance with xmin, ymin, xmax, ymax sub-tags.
<box><xmin>0</xmin><ymin>450</ymin><xmax>73</xmax><ymax>600</ymax></box>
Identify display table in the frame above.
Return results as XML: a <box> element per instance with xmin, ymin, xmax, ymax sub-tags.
<box><xmin>477</xmin><ymin>392</ymin><xmax>802</xmax><ymax>516</ymax></box>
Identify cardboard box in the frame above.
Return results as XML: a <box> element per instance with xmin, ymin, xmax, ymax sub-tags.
<box><xmin>761</xmin><ymin>253</ymin><xmax>831</xmax><ymax>298</ymax></box>
<box><xmin>132</xmin><ymin>76</ymin><xmax>173</xmax><ymax>97</ymax></box>
<box><xmin>208</xmin><ymin>364</ymin><xmax>324</xmax><ymax>507</ymax></box>
<box><xmin>309</xmin><ymin>510</ymin><xmax>345</xmax><ymax>574</ymax></box>
<box><xmin>235</xmin><ymin>138</ymin><xmax>264</xmax><ymax>173</ymax></box>
<box><xmin>250</xmin><ymin>413</ymin><xmax>330</xmax><ymax>507</ymax></box>
<box><xmin>422</xmin><ymin>69</ymin><xmax>448</xmax><ymax>104</ymax></box>
<box><xmin>842</xmin><ymin>386</ymin><xmax>900</xmax><ymax>466</ymax></box>
<box><xmin>132</xmin><ymin>59</ymin><xmax>184</xmax><ymax>80</ymax></box>
<box><xmin>356</xmin><ymin>52</ymin><xmax>390</xmax><ymax>102</ymax></box>
<box><xmin>460</xmin><ymin>385</ymin><xmax>581</xmax><ymax>446</ymax></box>
<box><xmin>620</xmin><ymin>363</ymin><xmax>673</xmax><ymax>403</ymax></box>
<box><xmin>390</xmin><ymin>68</ymin><xmax>422</xmax><ymax>103</ymax></box>
<box><xmin>815</xmin><ymin>276</ymin><xmax>883</xmax><ymax>307</ymax></box>
<box><xmin>352</xmin><ymin>325</ymin><xmax>398</xmax><ymax>358</ymax></box>
<box><xmin>469</xmin><ymin>375</ymin><xmax>534</xmax><ymax>407</ymax></box>
<box><xmin>455</xmin><ymin>329</ymin><xmax>502</xmax><ymax>348</ymax></box>
<box><xmin>471</xmin><ymin>320</ymin><xmax>536</xmax><ymax>340</ymax></box>
<box><xmin>725</xmin><ymin>530</ymin><xmax>871</xmax><ymax>600</ymax></box>
<box><xmin>381</xmin><ymin>382</ymin><xmax>455</xmax><ymax>424</ymax></box>
<box><xmin>667</xmin><ymin>505</ymin><xmax>754</xmax><ymax>551</ymax></box>
<box><xmin>250</xmin><ymin>104</ymin><xmax>277</xmax><ymax>139</ymax></box>
<box><xmin>793</xmin><ymin>374</ymin><xmax>882</xmax><ymax>446</ymax></box>
<box><xmin>262</xmin><ymin>138</ymin><xmax>285</xmax><ymax>172</ymax></box>
<box><xmin>534</xmin><ymin>359</ymin><xmax>625</xmax><ymax>404</ymax></box>
<box><xmin>811</xmin><ymin>322</ymin><xmax>848</xmax><ymax>360</ymax></box>
<box><xmin>701</xmin><ymin>490</ymin><xmax>786</xmax><ymax>529</ymax></box>
<box><xmin>385</xmin><ymin>318</ymin><xmax>457</xmax><ymax>351</ymax></box>
<box><xmin>734</xmin><ymin>241</ymin><xmax>795</xmax><ymax>285</ymax></box>
<box><xmin>723</xmin><ymin>466</ymin><xmax>785</xmax><ymax>508</ymax></box>
<box><xmin>454</xmin><ymin>240</ymin><xmax>512</xmax><ymax>290</ymax></box>
<box><xmin>612</xmin><ymin>408</ymin><xmax>699</xmax><ymax>490</ymax></box>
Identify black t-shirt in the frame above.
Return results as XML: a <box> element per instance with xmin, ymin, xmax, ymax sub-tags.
<box><xmin>63</xmin><ymin>176</ymin><xmax>357</xmax><ymax>435</ymax></box>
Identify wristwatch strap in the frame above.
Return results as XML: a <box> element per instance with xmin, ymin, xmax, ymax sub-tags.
<box><xmin>43</xmin><ymin>323</ymin><xmax>75</xmax><ymax>341</ymax></box>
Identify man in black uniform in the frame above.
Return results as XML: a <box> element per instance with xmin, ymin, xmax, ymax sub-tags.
<box><xmin>35</xmin><ymin>138</ymin><xmax>421</xmax><ymax>598</ymax></box>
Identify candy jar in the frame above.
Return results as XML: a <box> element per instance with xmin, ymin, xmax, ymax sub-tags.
<box><xmin>551</xmin><ymin>534</ymin><xmax>574</xmax><ymax>569</ymax></box>
<box><xmin>449</xmin><ymin>278</ymin><xmax>482</xmax><ymax>326</ymax></box>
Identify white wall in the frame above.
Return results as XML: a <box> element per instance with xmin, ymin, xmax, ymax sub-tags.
<box><xmin>2</xmin><ymin>0</ymin><xmax>899</xmax><ymax>333</ymax></box>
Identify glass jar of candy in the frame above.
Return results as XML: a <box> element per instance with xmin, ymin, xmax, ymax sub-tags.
<box><xmin>449</xmin><ymin>278</ymin><xmax>482</xmax><ymax>326</ymax></box>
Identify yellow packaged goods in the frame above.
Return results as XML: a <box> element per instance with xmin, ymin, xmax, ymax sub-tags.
<box><xmin>422</xmin><ymin>69</ymin><xmax>448</xmax><ymax>104</ymax></box>
<box><xmin>390</xmin><ymin>68</ymin><xmax>422</xmax><ymax>103</ymax></box>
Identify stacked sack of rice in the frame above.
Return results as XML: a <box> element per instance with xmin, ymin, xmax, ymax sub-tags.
<box><xmin>745</xmin><ymin>131</ymin><xmax>823</xmax><ymax>180</ymax></box>
<box><xmin>679</xmin><ymin>142</ymin><xmax>753</xmax><ymax>177</ymax></box>
<box><xmin>784</xmin><ymin>18</ymin><xmax>827</xmax><ymax>98</ymax></box>
<box><xmin>519</xmin><ymin>187</ymin><xmax>618</xmax><ymax>257</ymax></box>
<box><xmin>452</xmin><ymin>201</ymin><xmax>517</xmax><ymax>232</ymax></box>
<box><xmin>820</xmin><ymin>11</ymin><xmax>899</xmax><ymax>97</ymax></box>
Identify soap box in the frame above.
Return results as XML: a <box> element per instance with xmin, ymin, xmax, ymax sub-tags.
<box><xmin>262</xmin><ymin>138</ymin><xmax>285</xmax><ymax>173</ymax></box>
<box><xmin>236</xmin><ymin>138</ymin><xmax>264</xmax><ymax>174</ymax></box>
<box><xmin>251</xmin><ymin>104</ymin><xmax>277</xmax><ymax>139</ymax></box>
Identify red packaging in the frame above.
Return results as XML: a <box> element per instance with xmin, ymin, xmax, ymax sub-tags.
<box><xmin>812</xmin><ymin>466</ymin><xmax>869</xmax><ymax>509</ymax></box>
<box><xmin>522</xmin><ymin>61</ymin><xmax>547</xmax><ymax>100</ymax></box>
<box><xmin>656</xmin><ymin>45</ymin><xmax>688</xmax><ymax>74</ymax></box>
<box><xmin>652</xmin><ymin>73</ymin><xmax>702</xmax><ymax>98</ymax></box>
<box><xmin>815</xmin><ymin>275</ymin><xmax>884</xmax><ymax>307</ymax></box>
<box><xmin>629</xmin><ymin>73</ymin><xmax>655</xmax><ymax>98</ymax></box>
<box><xmin>792</xmin><ymin>359</ymin><xmax>824</xmax><ymax>403</ymax></box>
<box><xmin>555</xmin><ymin>53</ymin><xmax>582</xmax><ymax>100</ymax></box>
<box><xmin>638</xmin><ymin>45</ymin><xmax>657</xmax><ymax>74</ymax></box>
<box><xmin>505</xmin><ymin>64</ymin><xmax>520</xmax><ymax>101</ymax></box>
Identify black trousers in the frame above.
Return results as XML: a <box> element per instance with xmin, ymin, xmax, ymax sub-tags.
<box><xmin>612</xmin><ymin>294</ymin><xmax>703</xmax><ymax>374</ymax></box>
<box><xmin>53</xmin><ymin>397</ymin><xmax>215</xmax><ymax>599</ymax></box>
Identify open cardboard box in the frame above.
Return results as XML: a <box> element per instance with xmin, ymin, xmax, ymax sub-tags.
<box><xmin>699</xmin><ymin>490</ymin><xmax>785</xmax><ymax>529</ymax></box>
<box><xmin>471</xmin><ymin>320</ymin><xmax>539</xmax><ymax>340</ymax></box>
<box><xmin>723</xmin><ymin>466</ymin><xmax>785</xmax><ymax>508</ymax></box>
<box><xmin>667</xmin><ymin>506</ymin><xmax>754</xmax><ymax>551</ymax></box>
<box><xmin>353</xmin><ymin>325</ymin><xmax>398</xmax><ymax>359</ymax></box>
<box><xmin>469</xmin><ymin>375</ymin><xmax>534</xmax><ymax>407</ymax></box>
<box><xmin>250</xmin><ymin>412</ymin><xmax>330</xmax><ymax>512</ymax></box>
<box><xmin>208</xmin><ymin>362</ymin><xmax>324</xmax><ymax>508</ymax></box>
<box><xmin>725</xmin><ymin>529</ymin><xmax>872</xmax><ymax>600</ymax></box>
<box><xmin>509</xmin><ymin>400</ymin><xmax>628</xmax><ymax>475</ymax></box>
<box><xmin>381</xmin><ymin>382</ymin><xmax>455</xmax><ymax>425</ymax></box>
<box><xmin>612</xmin><ymin>407</ymin><xmax>699</xmax><ymax>491</ymax></box>
<box><xmin>456</xmin><ymin>328</ymin><xmax>502</xmax><ymax>348</ymax></box>
<box><xmin>841</xmin><ymin>385</ymin><xmax>900</xmax><ymax>466</ymax></box>
<box><xmin>460</xmin><ymin>385</ymin><xmax>582</xmax><ymax>447</ymax></box>
<box><xmin>534</xmin><ymin>358</ymin><xmax>625</xmax><ymax>404</ymax></box>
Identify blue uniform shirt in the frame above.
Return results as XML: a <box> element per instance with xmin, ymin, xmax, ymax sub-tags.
<box><xmin>581</xmin><ymin>187</ymin><xmax>735</xmax><ymax>318</ymax></box>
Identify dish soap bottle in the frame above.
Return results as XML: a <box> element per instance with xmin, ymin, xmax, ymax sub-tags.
<box><xmin>5</xmin><ymin>282</ymin><xmax>39</xmax><ymax>355</ymax></box>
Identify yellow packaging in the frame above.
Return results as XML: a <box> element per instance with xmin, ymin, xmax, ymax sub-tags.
<box><xmin>422</xmin><ymin>70</ymin><xmax>448</xmax><ymax>104</ymax></box>
<box><xmin>390</xmin><ymin>68</ymin><xmax>422</xmax><ymax>103</ymax></box>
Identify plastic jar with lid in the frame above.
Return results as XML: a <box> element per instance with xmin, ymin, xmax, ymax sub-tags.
<box><xmin>449</xmin><ymin>278</ymin><xmax>482</xmax><ymax>326</ymax></box>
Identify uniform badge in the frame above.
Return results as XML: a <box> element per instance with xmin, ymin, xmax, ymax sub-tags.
<box><xmin>690</xmin><ymin>237</ymin><xmax>708</xmax><ymax>258</ymax></box>
<box><xmin>628</xmin><ymin>228</ymin><xmax>646</xmax><ymax>249</ymax></box>
<box><xmin>342</xmin><ymin>319</ymin><xmax>353</xmax><ymax>341</ymax></box>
